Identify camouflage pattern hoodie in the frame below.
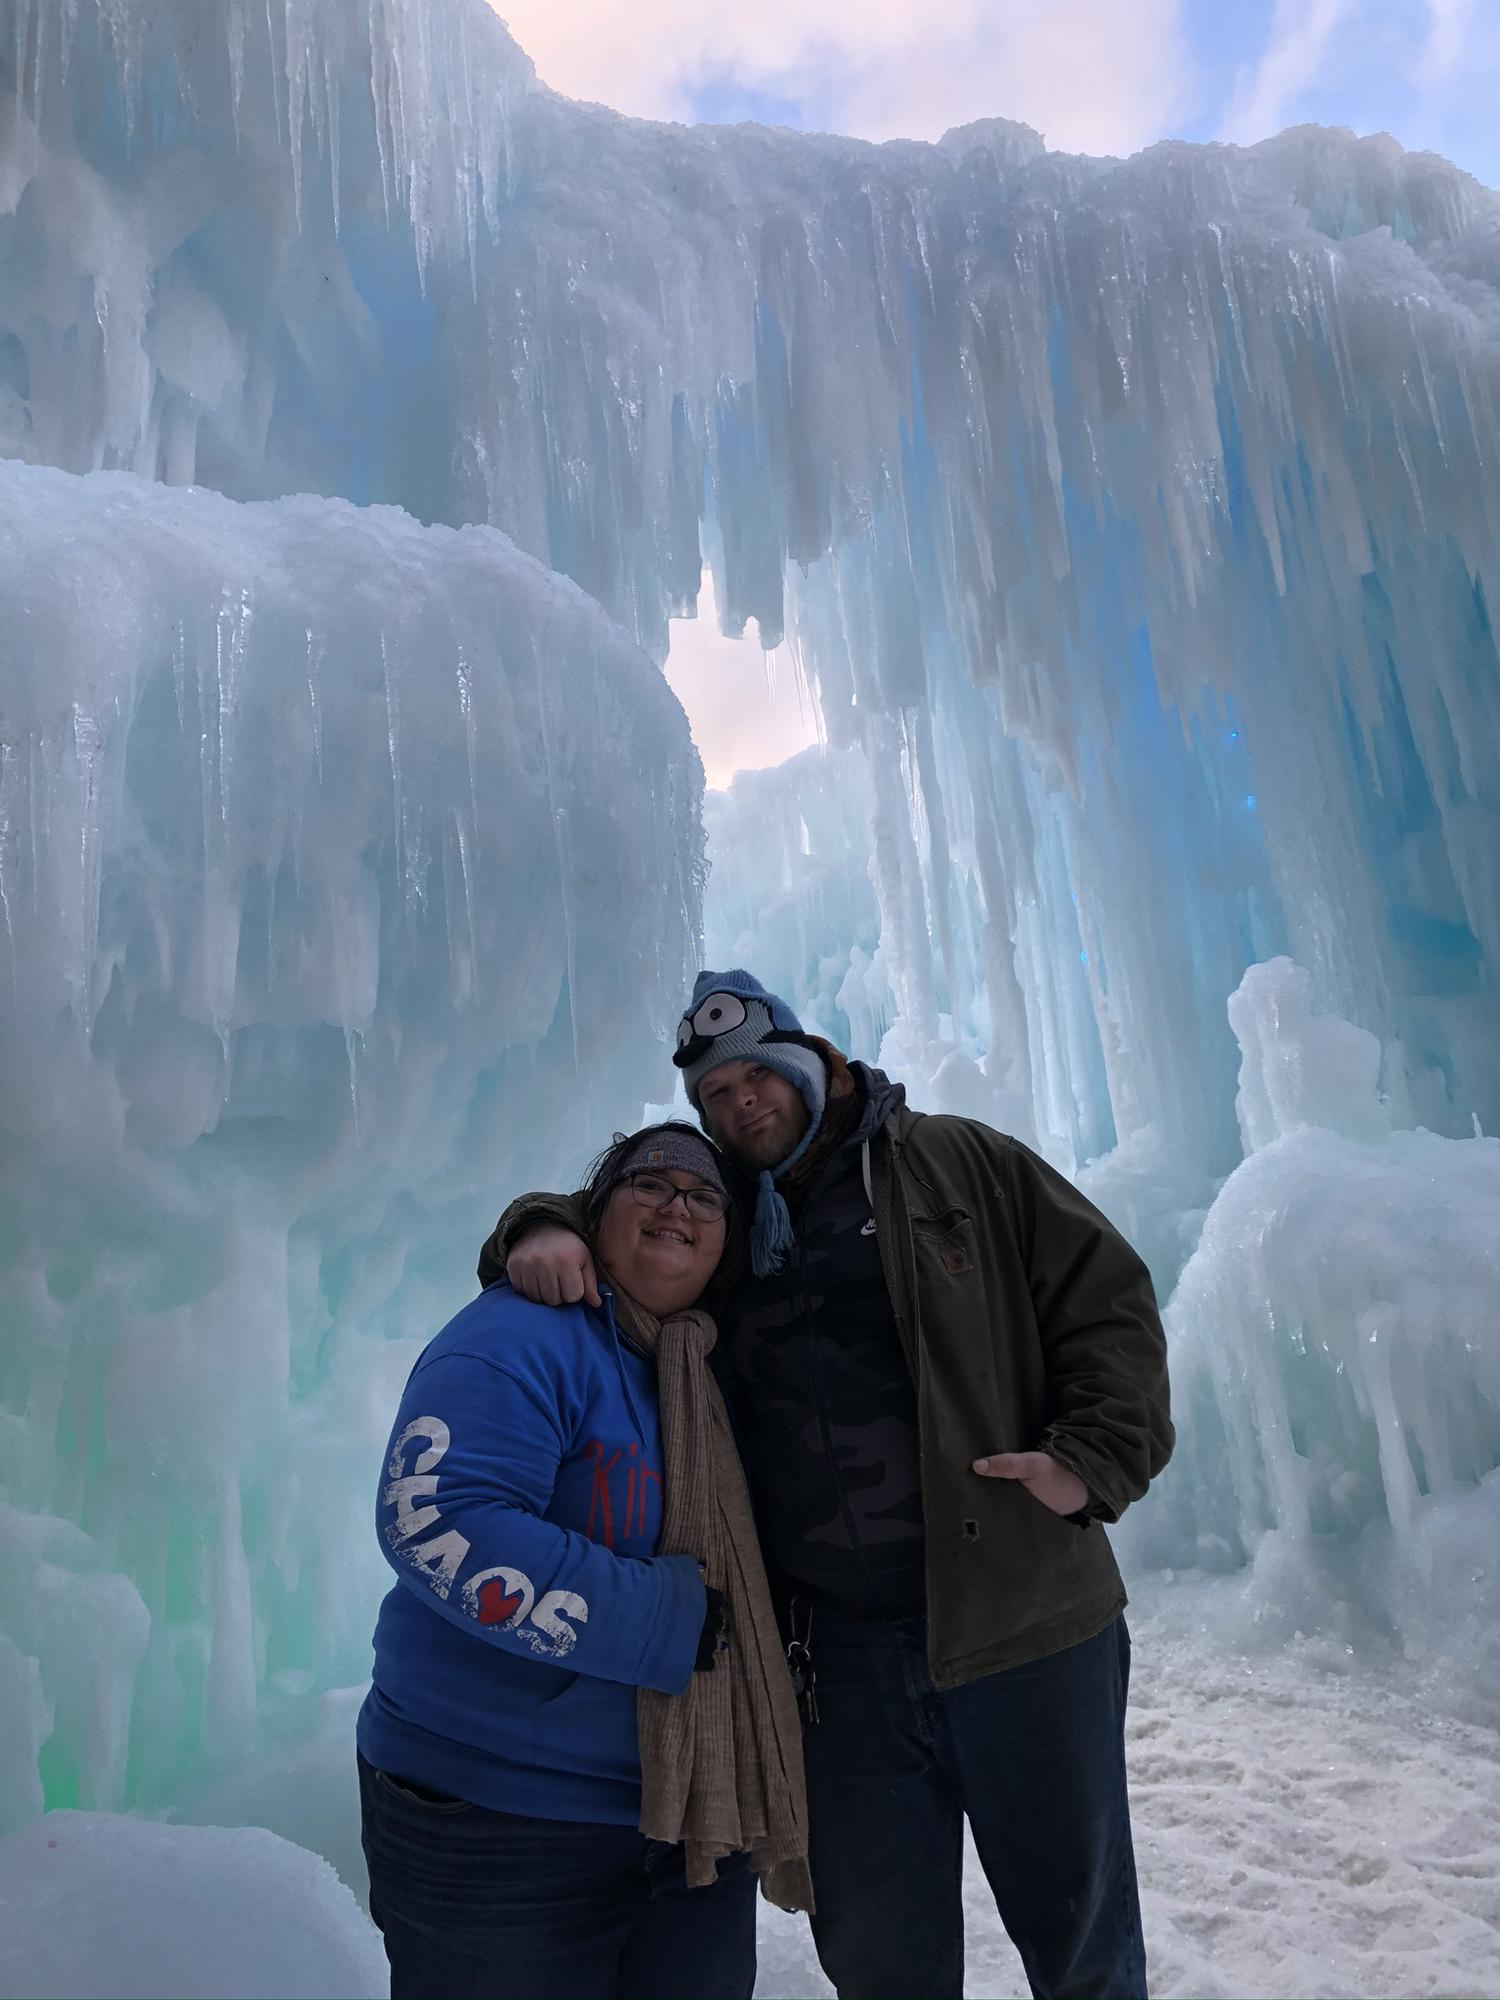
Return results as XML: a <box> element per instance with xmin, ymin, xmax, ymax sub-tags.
<box><xmin>712</xmin><ymin>1061</ymin><xmax>927</xmax><ymax>1620</ymax></box>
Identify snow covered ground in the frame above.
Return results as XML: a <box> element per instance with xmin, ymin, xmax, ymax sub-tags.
<box><xmin>1123</xmin><ymin>1626</ymin><xmax>1500</xmax><ymax>1999</ymax></box>
<box><xmin>5</xmin><ymin>1602</ymin><xmax>1496</xmax><ymax>2000</ymax></box>
<box><xmin>759</xmin><ymin>1599</ymin><xmax>1500</xmax><ymax>2000</ymax></box>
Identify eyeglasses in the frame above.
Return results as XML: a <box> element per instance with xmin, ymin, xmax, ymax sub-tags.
<box><xmin>625</xmin><ymin>1172</ymin><xmax>729</xmax><ymax>1223</ymax></box>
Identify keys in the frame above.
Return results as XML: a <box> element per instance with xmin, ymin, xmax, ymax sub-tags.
<box><xmin>787</xmin><ymin>1638</ymin><xmax>820</xmax><ymax>1725</ymax></box>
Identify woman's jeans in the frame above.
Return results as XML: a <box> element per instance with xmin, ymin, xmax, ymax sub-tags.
<box><xmin>803</xmin><ymin>1612</ymin><xmax>1146</xmax><ymax>2000</ymax></box>
<box><xmin>357</xmin><ymin>1753</ymin><xmax>757</xmax><ymax>2000</ymax></box>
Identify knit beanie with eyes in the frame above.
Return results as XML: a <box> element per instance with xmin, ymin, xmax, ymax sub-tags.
<box><xmin>672</xmin><ymin>969</ymin><xmax>828</xmax><ymax>1277</ymax></box>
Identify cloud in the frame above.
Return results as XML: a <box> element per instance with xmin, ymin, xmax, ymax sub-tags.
<box><xmin>491</xmin><ymin>0</ymin><xmax>1192</xmax><ymax>157</ymax></box>
<box><xmin>1416</xmin><ymin>0</ymin><xmax>1478</xmax><ymax>92</ymax></box>
<box><xmin>1219</xmin><ymin>0</ymin><xmax>1356</xmax><ymax>144</ymax></box>
<box><xmin>1209</xmin><ymin>0</ymin><xmax>1499</xmax><ymax>184</ymax></box>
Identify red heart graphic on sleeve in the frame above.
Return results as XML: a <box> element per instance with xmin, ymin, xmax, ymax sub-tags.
<box><xmin>477</xmin><ymin>1581</ymin><xmax>524</xmax><ymax>1626</ymax></box>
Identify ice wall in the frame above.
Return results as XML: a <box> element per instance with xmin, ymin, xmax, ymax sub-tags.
<box><xmin>701</xmin><ymin>769</ymin><xmax>1500</xmax><ymax>1664</ymax></box>
<box><xmin>1114</xmin><ymin>959</ymin><xmax>1500</xmax><ymax>1674</ymax></box>
<box><xmin>7</xmin><ymin>0</ymin><xmax>1499</xmax><ymax>1174</ymax></box>
<box><xmin>0</xmin><ymin>458</ymin><xmax>701</xmax><ymax>1820</ymax></box>
<box><xmin>4</xmin><ymin>0</ymin><xmax>1500</xmax><ymax>1823</ymax></box>
<box><xmin>703</xmin><ymin>748</ymin><xmax>885</xmax><ymax>1053</ymax></box>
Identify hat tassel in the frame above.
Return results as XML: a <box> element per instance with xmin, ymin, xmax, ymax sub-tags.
<box><xmin>750</xmin><ymin>1173</ymin><xmax>795</xmax><ymax>1278</ymax></box>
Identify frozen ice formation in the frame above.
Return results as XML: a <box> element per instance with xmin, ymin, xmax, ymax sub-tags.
<box><xmin>7</xmin><ymin>0</ymin><xmax>1500</xmax><ymax>1160</ymax></box>
<box><xmin>1</xmin><ymin>0</ymin><xmax>1498</xmax><ymax>1839</ymax></box>
<box><xmin>1111</xmin><ymin>959</ymin><xmax>1500</xmax><ymax>1659</ymax></box>
<box><xmin>0</xmin><ymin>458</ymin><xmax>700</xmax><ymax>1815</ymax></box>
<box><xmin>0</xmin><ymin>1811</ymin><xmax>385</xmax><ymax>1998</ymax></box>
<box><xmin>703</xmin><ymin>747</ymin><xmax>885</xmax><ymax>1046</ymax></box>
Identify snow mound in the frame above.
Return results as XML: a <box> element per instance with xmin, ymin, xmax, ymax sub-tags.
<box><xmin>179</xmin><ymin>1687</ymin><xmax>371</xmax><ymax>1904</ymax></box>
<box><xmin>0</xmin><ymin>1813</ymin><xmax>384</xmax><ymax>2000</ymax></box>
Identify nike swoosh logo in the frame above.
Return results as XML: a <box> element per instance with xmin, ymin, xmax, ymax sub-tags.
<box><xmin>860</xmin><ymin>1218</ymin><xmax>877</xmax><ymax>1236</ymax></box>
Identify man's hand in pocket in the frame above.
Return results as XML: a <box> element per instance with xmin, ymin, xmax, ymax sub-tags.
<box><xmin>970</xmin><ymin>1451</ymin><xmax>1090</xmax><ymax>1517</ymax></box>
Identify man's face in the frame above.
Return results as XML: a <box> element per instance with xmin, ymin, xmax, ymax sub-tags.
<box><xmin>698</xmin><ymin>1059</ymin><xmax>810</xmax><ymax>1172</ymax></box>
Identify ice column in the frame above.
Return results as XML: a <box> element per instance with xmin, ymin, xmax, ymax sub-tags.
<box><xmin>0</xmin><ymin>460</ymin><xmax>702</xmax><ymax>1812</ymax></box>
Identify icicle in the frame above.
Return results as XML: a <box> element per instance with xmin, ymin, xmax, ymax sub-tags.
<box><xmin>227</xmin><ymin>0</ymin><xmax>248</xmax><ymax>139</ymax></box>
<box><xmin>324</xmin><ymin>42</ymin><xmax>341</xmax><ymax>236</ymax></box>
<box><xmin>263</xmin><ymin>0</ymin><xmax>284</xmax><ymax>148</ymax></box>
<box><xmin>70</xmin><ymin>702</ymin><xmax>104</xmax><ymax>1022</ymax></box>
<box><xmin>537</xmin><ymin>649</ymin><xmax>580</xmax><ymax>1072</ymax></box>
<box><xmin>0</xmin><ymin>738</ymin><xmax>18</xmax><ymax>998</ymax></box>
<box><xmin>305</xmin><ymin>628</ymin><xmax>323</xmax><ymax>785</ymax></box>
<box><xmin>455</xmin><ymin>645</ymin><xmax>478</xmax><ymax>848</ymax></box>
<box><xmin>343</xmin><ymin>1023</ymin><xmax>363</xmax><ymax>1143</ymax></box>
<box><xmin>286</xmin><ymin>0</ymin><xmax>307</xmax><ymax>231</ymax></box>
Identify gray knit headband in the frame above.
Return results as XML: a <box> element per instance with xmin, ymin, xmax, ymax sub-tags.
<box><xmin>614</xmin><ymin>1129</ymin><xmax>728</xmax><ymax>1198</ymax></box>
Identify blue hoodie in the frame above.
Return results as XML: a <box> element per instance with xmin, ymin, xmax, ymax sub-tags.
<box><xmin>356</xmin><ymin>1281</ymin><xmax>707</xmax><ymax>1824</ymax></box>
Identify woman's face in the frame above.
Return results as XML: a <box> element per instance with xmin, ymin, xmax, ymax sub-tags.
<box><xmin>594</xmin><ymin>1169</ymin><xmax>727</xmax><ymax>1316</ymax></box>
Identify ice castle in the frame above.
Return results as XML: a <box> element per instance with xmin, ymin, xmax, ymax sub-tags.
<box><xmin>0</xmin><ymin>0</ymin><xmax>1496</xmax><ymax>1839</ymax></box>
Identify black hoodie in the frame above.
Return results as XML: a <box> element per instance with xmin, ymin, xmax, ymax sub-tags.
<box><xmin>717</xmin><ymin>1065</ymin><xmax>925</xmax><ymax>1620</ymax></box>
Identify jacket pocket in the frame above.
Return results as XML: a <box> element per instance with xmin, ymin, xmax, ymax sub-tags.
<box><xmin>911</xmin><ymin>1207</ymin><xmax>974</xmax><ymax>1276</ymax></box>
<box><xmin>529</xmin><ymin>1671</ymin><xmax>639</xmax><ymax>1784</ymax></box>
<box><xmin>537</xmin><ymin>1670</ymin><xmax>586</xmax><ymax>1709</ymax></box>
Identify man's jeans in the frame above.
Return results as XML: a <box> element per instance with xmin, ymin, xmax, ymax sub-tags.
<box><xmin>803</xmin><ymin>1612</ymin><xmax>1145</xmax><ymax>2000</ymax></box>
<box><xmin>357</xmin><ymin>1753</ymin><xmax>757</xmax><ymax>1999</ymax></box>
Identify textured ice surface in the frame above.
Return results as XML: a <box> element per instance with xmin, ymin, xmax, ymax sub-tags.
<box><xmin>706</xmin><ymin>782</ymin><xmax>1500</xmax><ymax>1671</ymax></box>
<box><xmin>6</xmin><ymin>0</ymin><xmax>1499</xmax><ymax>1170</ymax></box>
<box><xmin>703</xmin><ymin>748</ymin><xmax>886</xmax><ymax>1050</ymax></box>
<box><xmin>1</xmin><ymin>0</ymin><xmax>1498</xmax><ymax>1865</ymax></box>
<box><xmin>0</xmin><ymin>457</ymin><xmax>700</xmax><ymax>1813</ymax></box>
<box><xmin>1112</xmin><ymin>962</ymin><xmax>1500</xmax><ymax>1666</ymax></box>
<box><xmin>0</xmin><ymin>1812</ymin><xmax>386</xmax><ymax>1999</ymax></box>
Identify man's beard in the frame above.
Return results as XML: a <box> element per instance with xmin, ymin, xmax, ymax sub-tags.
<box><xmin>714</xmin><ymin>1107</ymin><xmax>797</xmax><ymax>1174</ymax></box>
<box><xmin>732</xmin><ymin>1123</ymin><xmax>789</xmax><ymax>1171</ymax></box>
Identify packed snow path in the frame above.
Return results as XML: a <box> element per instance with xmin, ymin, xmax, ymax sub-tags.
<box><xmin>754</xmin><ymin>1613</ymin><xmax>1500</xmax><ymax>2000</ymax></box>
<box><xmin>2</xmin><ymin>1621</ymin><xmax>1495</xmax><ymax>1998</ymax></box>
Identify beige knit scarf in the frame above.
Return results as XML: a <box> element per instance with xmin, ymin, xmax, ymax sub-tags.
<box><xmin>604</xmin><ymin>1277</ymin><xmax>815</xmax><ymax>1914</ymax></box>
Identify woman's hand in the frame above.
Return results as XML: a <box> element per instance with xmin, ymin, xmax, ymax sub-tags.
<box><xmin>695</xmin><ymin>1586</ymin><xmax>729</xmax><ymax>1671</ymax></box>
<box><xmin>507</xmin><ymin>1225</ymin><xmax>601</xmax><ymax>1308</ymax></box>
<box><xmin>970</xmin><ymin>1450</ymin><xmax>1090</xmax><ymax>1517</ymax></box>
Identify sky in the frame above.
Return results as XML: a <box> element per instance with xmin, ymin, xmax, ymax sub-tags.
<box><xmin>661</xmin><ymin>576</ymin><xmax>823</xmax><ymax>790</ymax></box>
<box><xmin>489</xmin><ymin>0</ymin><xmax>1500</xmax><ymax>785</ymax></box>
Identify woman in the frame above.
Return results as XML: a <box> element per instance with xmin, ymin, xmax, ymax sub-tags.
<box><xmin>357</xmin><ymin>1122</ymin><xmax>810</xmax><ymax>2000</ymax></box>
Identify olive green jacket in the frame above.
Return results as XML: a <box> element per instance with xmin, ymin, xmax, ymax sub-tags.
<box><xmin>479</xmin><ymin>1104</ymin><xmax>1173</xmax><ymax>1690</ymax></box>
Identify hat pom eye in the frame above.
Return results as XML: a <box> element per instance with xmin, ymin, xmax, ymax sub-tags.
<box><xmin>675</xmin><ymin>1017</ymin><xmax>694</xmax><ymax>1050</ymax></box>
<box><xmin>692</xmin><ymin>991</ymin><xmax>747</xmax><ymax>1038</ymax></box>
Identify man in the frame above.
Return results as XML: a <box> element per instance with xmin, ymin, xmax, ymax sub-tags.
<box><xmin>480</xmin><ymin>968</ymin><xmax>1173</xmax><ymax>2000</ymax></box>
